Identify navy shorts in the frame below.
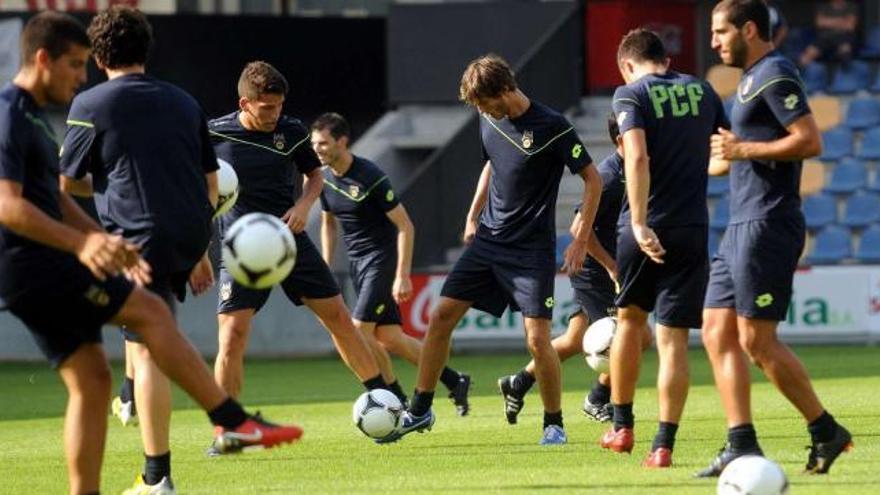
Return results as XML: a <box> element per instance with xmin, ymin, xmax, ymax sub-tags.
<box><xmin>441</xmin><ymin>236</ymin><xmax>556</xmax><ymax>320</ymax></box>
<box><xmin>705</xmin><ymin>217</ymin><xmax>805</xmax><ymax>321</ymax></box>
<box><xmin>121</xmin><ymin>271</ymin><xmax>186</xmax><ymax>343</ymax></box>
<box><xmin>350</xmin><ymin>256</ymin><xmax>401</xmax><ymax>326</ymax></box>
<box><xmin>218</xmin><ymin>233</ymin><xmax>340</xmax><ymax>314</ymax></box>
<box><xmin>571</xmin><ymin>274</ymin><xmax>617</xmax><ymax>323</ymax></box>
<box><xmin>7</xmin><ymin>253</ymin><xmax>133</xmax><ymax>368</ymax></box>
<box><xmin>615</xmin><ymin>225</ymin><xmax>708</xmax><ymax>328</ymax></box>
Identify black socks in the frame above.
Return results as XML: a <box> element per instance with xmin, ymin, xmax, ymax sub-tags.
<box><xmin>207</xmin><ymin>398</ymin><xmax>249</xmax><ymax>430</ymax></box>
<box><xmin>410</xmin><ymin>390</ymin><xmax>434</xmax><ymax>417</ymax></box>
<box><xmin>143</xmin><ymin>451</ymin><xmax>170</xmax><ymax>485</ymax></box>
<box><xmin>543</xmin><ymin>410</ymin><xmax>564</xmax><ymax>429</ymax></box>
<box><xmin>588</xmin><ymin>380</ymin><xmax>611</xmax><ymax>405</ymax></box>
<box><xmin>612</xmin><ymin>403</ymin><xmax>634</xmax><ymax>430</ymax></box>
<box><xmin>808</xmin><ymin>410</ymin><xmax>838</xmax><ymax>443</ymax></box>
<box><xmin>728</xmin><ymin>423</ymin><xmax>759</xmax><ymax>452</ymax></box>
<box><xmin>362</xmin><ymin>374</ymin><xmax>387</xmax><ymax>391</ymax></box>
<box><xmin>652</xmin><ymin>422</ymin><xmax>679</xmax><ymax>451</ymax></box>
<box><xmin>512</xmin><ymin>369</ymin><xmax>536</xmax><ymax>396</ymax></box>
<box><xmin>439</xmin><ymin>367</ymin><xmax>462</xmax><ymax>391</ymax></box>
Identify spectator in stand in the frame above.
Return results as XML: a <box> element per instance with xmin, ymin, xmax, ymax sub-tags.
<box><xmin>800</xmin><ymin>0</ymin><xmax>859</xmax><ymax>66</ymax></box>
<box><xmin>768</xmin><ymin>2</ymin><xmax>788</xmax><ymax>46</ymax></box>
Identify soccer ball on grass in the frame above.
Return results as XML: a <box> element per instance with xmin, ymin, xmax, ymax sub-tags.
<box><xmin>582</xmin><ymin>316</ymin><xmax>617</xmax><ymax>374</ymax></box>
<box><xmin>352</xmin><ymin>389</ymin><xmax>403</xmax><ymax>440</ymax></box>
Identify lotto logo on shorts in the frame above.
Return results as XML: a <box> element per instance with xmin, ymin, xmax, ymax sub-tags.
<box><xmin>755</xmin><ymin>293</ymin><xmax>774</xmax><ymax>308</ymax></box>
<box><xmin>375</xmin><ymin>304</ymin><xmax>386</xmax><ymax>315</ymax></box>
<box><xmin>544</xmin><ymin>297</ymin><xmax>555</xmax><ymax>309</ymax></box>
<box><xmin>84</xmin><ymin>285</ymin><xmax>110</xmax><ymax>307</ymax></box>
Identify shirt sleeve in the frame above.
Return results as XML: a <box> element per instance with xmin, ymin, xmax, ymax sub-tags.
<box><xmin>369</xmin><ymin>175</ymin><xmax>400</xmax><ymax>213</ymax></box>
<box><xmin>291</xmin><ymin>125</ymin><xmax>321</xmax><ymax>175</ymax></box>
<box><xmin>762</xmin><ymin>74</ymin><xmax>810</xmax><ymax>128</ymax></box>
<box><xmin>199</xmin><ymin>115</ymin><xmax>219</xmax><ymax>174</ymax></box>
<box><xmin>612</xmin><ymin>85</ymin><xmax>645</xmax><ymax>135</ymax></box>
<box><xmin>553</xmin><ymin>120</ymin><xmax>592</xmax><ymax>175</ymax></box>
<box><xmin>0</xmin><ymin>108</ymin><xmax>25</xmax><ymax>183</ymax></box>
<box><xmin>59</xmin><ymin>97</ymin><xmax>97</xmax><ymax>179</ymax></box>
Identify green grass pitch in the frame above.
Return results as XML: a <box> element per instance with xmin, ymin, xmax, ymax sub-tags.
<box><xmin>1</xmin><ymin>346</ymin><xmax>877</xmax><ymax>493</ymax></box>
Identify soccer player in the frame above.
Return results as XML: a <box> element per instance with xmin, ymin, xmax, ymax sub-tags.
<box><xmin>601</xmin><ymin>29</ymin><xmax>727</xmax><ymax>468</ymax></box>
<box><xmin>387</xmin><ymin>54</ymin><xmax>601</xmax><ymax>445</ymax></box>
<box><xmin>312</xmin><ymin>112</ymin><xmax>471</xmax><ymax>413</ymax></box>
<box><xmin>210</xmin><ymin>62</ymin><xmax>385</xmax><ymax>423</ymax></box>
<box><xmin>699</xmin><ymin>0</ymin><xmax>852</xmax><ymax>476</ymax></box>
<box><xmin>0</xmin><ymin>11</ymin><xmax>301</xmax><ymax>495</ymax></box>
<box><xmin>497</xmin><ymin>116</ymin><xmax>652</xmax><ymax>425</ymax></box>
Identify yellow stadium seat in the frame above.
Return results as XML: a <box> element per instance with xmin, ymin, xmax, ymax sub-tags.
<box><xmin>800</xmin><ymin>159</ymin><xmax>826</xmax><ymax>195</ymax></box>
<box><xmin>706</xmin><ymin>65</ymin><xmax>743</xmax><ymax>99</ymax></box>
<box><xmin>809</xmin><ymin>96</ymin><xmax>842</xmax><ymax>131</ymax></box>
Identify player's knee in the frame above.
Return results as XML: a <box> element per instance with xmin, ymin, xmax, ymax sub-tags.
<box><xmin>429</xmin><ymin>304</ymin><xmax>459</xmax><ymax>330</ymax></box>
<box><xmin>78</xmin><ymin>360</ymin><xmax>112</xmax><ymax>399</ymax></box>
<box><xmin>218</xmin><ymin>322</ymin><xmax>250</xmax><ymax>355</ymax></box>
<box><xmin>738</xmin><ymin>331</ymin><xmax>772</xmax><ymax>366</ymax></box>
<box><xmin>525</xmin><ymin>331</ymin><xmax>552</xmax><ymax>355</ymax></box>
<box><xmin>123</xmin><ymin>288</ymin><xmax>174</xmax><ymax>335</ymax></box>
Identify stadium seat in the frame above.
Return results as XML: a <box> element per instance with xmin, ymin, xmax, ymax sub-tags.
<box><xmin>806</xmin><ymin>225</ymin><xmax>852</xmax><ymax>264</ymax></box>
<box><xmin>828</xmin><ymin>60</ymin><xmax>872</xmax><ymax>94</ymax></box>
<box><xmin>869</xmin><ymin>169</ymin><xmax>880</xmax><ymax>193</ymax></box>
<box><xmin>706</xmin><ymin>64</ymin><xmax>742</xmax><ymax>100</ymax></box>
<box><xmin>819</xmin><ymin>127</ymin><xmax>853</xmax><ymax>161</ymax></box>
<box><xmin>840</xmin><ymin>192</ymin><xmax>880</xmax><ymax>228</ymax></box>
<box><xmin>856</xmin><ymin>127</ymin><xmax>880</xmax><ymax>160</ymax></box>
<box><xmin>802</xmin><ymin>193</ymin><xmax>837</xmax><ymax>229</ymax></box>
<box><xmin>707</xmin><ymin>176</ymin><xmax>729</xmax><ymax>197</ymax></box>
<box><xmin>855</xmin><ymin>224</ymin><xmax>880</xmax><ymax>263</ymax></box>
<box><xmin>859</xmin><ymin>26</ymin><xmax>880</xmax><ymax>59</ymax></box>
<box><xmin>555</xmin><ymin>232</ymin><xmax>572</xmax><ymax>267</ymax></box>
<box><xmin>801</xmin><ymin>62</ymin><xmax>828</xmax><ymax>94</ymax></box>
<box><xmin>844</xmin><ymin>98</ymin><xmax>880</xmax><ymax>130</ymax></box>
<box><xmin>708</xmin><ymin>229</ymin><xmax>722</xmax><ymax>257</ymax></box>
<box><xmin>809</xmin><ymin>95</ymin><xmax>842</xmax><ymax>131</ymax></box>
<box><xmin>824</xmin><ymin>158</ymin><xmax>867</xmax><ymax>194</ymax></box>
<box><xmin>799</xmin><ymin>160</ymin><xmax>826</xmax><ymax>195</ymax></box>
<box><xmin>710</xmin><ymin>197</ymin><xmax>730</xmax><ymax>230</ymax></box>
<box><xmin>872</xmin><ymin>69</ymin><xmax>880</xmax><ymax>93</ymax></box>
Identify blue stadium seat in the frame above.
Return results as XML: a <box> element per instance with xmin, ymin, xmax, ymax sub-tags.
<box><xmin>856</xmin><ymin>127</ymin><xmax>880</xmax><ymax>160</ymax></box>
<box><xmin>707</xmin><ymin>176</ymin><xmax>729</xmax><ymax>197</ymax></box>
<box><xmin>844</xmin><ymin>98</ymin><xmax>880</xmax><ymax>130</ymax></box>
<box><xmin>860</xmin><ymin>26</ymin><xmax>880</xmax><ymax>59</ymax></box>
<box><xmin>824</xmin><ymin>158</ymin><xmax>867</xmax><ymax>194</ymax></box>
<box><xmin>841</xmin><ymin>192</ymin><xmax>880</xmax><ymax>228</ymax></box>
<box><xmin>855</xmin><ymin>224</ymin><xmax>880</xmax><ymax>263</ymax></box>
<box><xmin>708</xmin><ymin>229</ymin><xmax>722</xmax><ymax>257</ymax></box>
<box><xmin>801</xmin><ymin>62</ymin><xmax>828</xmax><ymax>94</ymax></box>
<box><xmin>828</xmin><ymin>61</ymin><xmax>872</xmax><ymax>94</ymax></box>
<box><xmin>872</xmin><ymin>69</ymin><xmax>880</xmax><ymax>93</ymax></box>
<box><xmin>806</xmin><ymin>225</ymin><xmax>852</xmax><ymax>265</ymax></box>
<box><xmin>802</xmin><ymin>193</ymin><xmax>837</xmax><ymax>229</ymax></box>
<box><xmin>819</xmin><ymin>127</ymin><xmax>853</xmax><ymax>161</ymax></box>
<box><xmin>710</xmin><ymin>197</ymin><xmax>730</xmax><ymax>230</ymax></box>
<box><xmin>869</xmin><ymin>170</ymin><xmax>880</xmax><ymax>193</ymax></box>
<box><xmin>555</xmin><ymin>233</ymin><xmax>572</xmax><ymax>267</ymax></box>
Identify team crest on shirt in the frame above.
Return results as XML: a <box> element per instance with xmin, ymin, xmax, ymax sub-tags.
<box><xmin>349</xmin><ymin>184</ymin><xmax>361</xmax><ymax>198</ymax></box>
<box><xmin>273</xmin><ymin>133</ymin><xmax>286</xmax><ymax>150</ymax></box>
<box><xmin>521</xmin><ymin>130</ymin><xmax>534</xmax><ymax>149</ymax></box>
<box><xmin>741</xmin><ymin>76</ymin><xmax>754</xmax><ymax>96</ymax></box>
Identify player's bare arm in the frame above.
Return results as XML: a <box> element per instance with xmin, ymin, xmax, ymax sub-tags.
<box><xmin>573</xmin><ymin>210</ymin><xmax>617</xmax><ymax>281</ymax></box>
<box><xmin>386</xmin><ymin>204</ymin><xmax>414</xmax><ymax>303</ymax></box>
<box><xmin>320</xmin><ymin>210</ymin><xmax>337</xmax><ymax>265</ymax></box>
<box><xmin>205</xmin><ymin>170</ymin><xmax>219</xmax><ymax>209</ymax></box>
<box><xmin>622</xmin><ymin>128</ymin><xmax>665</xmax><ymax>264</ymax></box>
<box><xmin>283</xmin><ymin>167</ymin><xmax>321</xmax><ymax>233</ymax></box>
<box><xmin>564</xmin><ymin>163</ymin><xmax>601</xmax><ymax>275</ymax></box>
<box><xmin>463</xmin><ymin>160</ymin><xmax>491</xmax><ymax>244</ymax></box>
<box><xmin>708</xmin><ymin>157</ymin><xmax>731</xmax><ymax>176</ymax></box>
<box><xmin>59</xmin><ymin>174</ymin><xmax>93</xmax><ymax>197</ymax></box>
<box><xmin>711</xmin><ymin>114</ymin><xmax>821</xmax><ymax>162</ymax></box>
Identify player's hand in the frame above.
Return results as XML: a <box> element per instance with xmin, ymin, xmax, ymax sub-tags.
<box><xmin>393</xmin><ymin>275</ymin><xmax>413</xmax><ymax>304</ymax></box>
<box><xmin>711</xmin><ymin>128</ymin><xmax>745</xmax><ymax>161</ymax></box>
<box><xmin>632</xmin><ymin>223</ymin><xmax>665</xmax><ymax>264</ymax></box>
<box><xmin>76</xmin><ymin>232</ymin><xmax>132</xmax><ymax>281</ymax></box>
<box><xmin>463</xmin><ymin>217</ymin><xmax>478</xmax><ymax>245</ymax></box>
<box><xmin>123</xmin><ymin>254</ymin><xmax>153</xmax><ymax>287</ymax></box>
<box><xmin>282</xmin><ymin>204</ymin><xmax>309</xmax><ymax>234</ymax></box>
<box><xmin>562</xmin><ymin>238</ymin><xmax>588</xmax><ymax>276</ymax></box>
<box><xmin>188</xmin><ymin>253</ymin><xmax>214</xmax><ymax>296</ymax></box>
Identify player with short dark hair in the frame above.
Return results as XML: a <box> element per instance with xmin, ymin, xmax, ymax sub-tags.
<box><xmin>698</xmin><ymin>0</ymin><xmax>852</xmax><ymax>477</ymax></box>
<box><xmin>386</xmin><ymin>53</ymin><xmax>602</xmax><ymax>445</ymax></box>
<box><xmin>1</xmin><ymin>11</ymin><xmax>301</xmax><ymax>495</ymax></box>
<box><xmin>210</xmin><ymin>62</ymin><xmax>386</xmax><ymax>449</ymax></box>
<box><xmin>312</xmin><ymin>112</ymin><xmax>471</xmax><ymax>414</ymax></box>
<box><xmin>601</xmin><ymin>28</ymin><xmax>727</xmax><ymax>468</ymax></box>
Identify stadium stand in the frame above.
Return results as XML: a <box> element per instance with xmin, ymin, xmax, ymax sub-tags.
<box><xmin>841</xmin><ymin>192</ymin><xmax>880</xmax><ymax>228</ymax></box>
<box><xmin>828</xmin><ymin>60</ymin><xmax>872</xmax><ymax>94</ymax></box>
<box><xmin>803</xmin><ymin>193</ymin><xmax>838</xmax><ymax>230</ymax></box>
<box><xmin>859</xmin><ymin>25</ymin><xmax>880</xmax><ymax>59</ymax></box>
<box><xmin>844</xmin><ymin>97</ymin><xmax>880</xmax><ymax>129</ymax></box>
<box><xmin>800</xmin><ymin>160</ymin><xmax>826</xmax><ymax>195</ymax></box>
<box><xmin>856</xmin><ymin>127</ymin><xmax>880</xmax><ymax>159</ymax></box>
<box><xmin>706</xmin><ymin>64</ymin><xmax>742</xmax><ymax>99</ymax></box>
<box><xmin>855</xmin><ymin>224</ymin><xmax>880</xmax><ymax>263</ymax></box>
<box><xmin>807</xmin><ymin>225</ymin><xmax>852</xmax><ymax>265</ymax></box>
<box><xmin>809</xmin><ymin>95</ymin><xmax>842</xmax><ymax>131</ymax></box>
<box><xmin>707</xmin><ymin>176</ymin><xmax>730</xmax><ymax>198</ymax></box>
<box><xmin>802</xmin><ymin>62</ymin><xmax>829</xmax><ymax>94</ymax></box>
<box><xmin>824</xmin><ymin>157</ymin><xmax>868</xmax><ymax>194</ymax></box>
<box><xmin>820</xmin><ymin>127</ymin><xmax>854</xmax><ymax>161</ymax></box>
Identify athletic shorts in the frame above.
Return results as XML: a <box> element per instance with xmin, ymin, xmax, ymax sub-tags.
<box><xmin>704</xmin><ymin>217</ymin><xmax>805</xmax><ymax>321</ymax></box>
<box><xmin>6</xmin><ymin>253</ymin><xmax>133</xmax><ymax>368</ymax></box>
<box><xmin>121</xmin><ymin>271</ymin><xmax>186</xmax><ymax>343</ymax></box>
<box><xmin>217</xmin><ymin>232</ymin><xmax>340</xmax><ymax>314</ymax></box>
<box><xmin>571</xmin><ymin>273</ymin><xmax>617</xmax><ymax>323</ymax></box>
<box><xmin>615</xmin><ymin>225</ymin><xmax>708</xmax><ymax>329</ymax></box>
<box><xmin>441</xmin><ymin>236</ymin><xmax>556</xmax><ymax>320</ymax></box>
<box><xmin>350</xmin><ymin>255</ymin><xmax>401</xmax><ymax>326</ymax></box>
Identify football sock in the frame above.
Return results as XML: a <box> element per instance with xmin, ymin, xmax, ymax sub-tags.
<box><xmin>588</xmin><ymin>380</ymin><xmax>611</xmax><ymax>405</ymax></box>
<box><xmin>543</xmin><ymin>410</ymin><xmax>563</xmax><ymax>429</ymax></box>
<box><xmin>728</xmin><ymin>423</ymin><xmax>759</xmax><ymax>451</ymax></box>
<box><xmin>652</xmin><ymin>422</ymin><xmax>679</xmax><ymax>451</ymax></box>
<box><xmin>143</xmin><ymin>451</ymin><xmax>170</xmax><ymax>485</ymax></box>
<box><xmin>410</xmin><ymin>390</ymin><xmax>434</xmax><ymax>417</ymax></box>
<box><xmin>512</xmin><ymin>368</ymin><xmax>536</xmax><ymax>396</ymax></box>
<box><xmin>439</xmin><ymin>367</ymin><xmax>461</xmax><ymax>391</ymax></box>
<box><xmin>808</xmin><ymin>410</ymin><xmax>838</xmax><ymax>443</ymax></box>
<box><xmin>362</xmin><ymin>375</ymin><xmax>387</xmax><ymax>391</ymax></box>
<box><xmin>120</xmin><ymin>376</ymin><xmax>135</xmax><ymax>410</ymax></box>
<box><xmin>207</xmin><ymin>398</ymin><xmax>249</xmax><ymax>430</ymax></box>
<box><xmin>388</xmin><ymin>380</ymin><xmax>408</xmax><ymax>405</ymax></box>
<box><xmin>612</xmin><ymin>403</ymin><xmax>634</xmax><ymax>430</ymax></box>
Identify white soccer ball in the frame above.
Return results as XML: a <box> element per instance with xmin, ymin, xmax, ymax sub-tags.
<box><xmin>352</xmin><ymin>389</ymin><xmax>403</xmax><ymax>440</ymax></box>
<box><xmin>583</xmin><ymin>316</ymin><xmax>617</xmax><ymax>374</ymax></box>
<box><xmin>214</xmin><ymin>158</ymin><xmax>239</xmax><ymax>217</ymax></box>
<box><xmin>221</xmin><ymin>213</ymin><xmax>296</xmax><ymax>289</ymax></box>
<box><xmin>717</xmin><ymin>456</ymin><xmax>790</xmax><ymax>495</ymax></box>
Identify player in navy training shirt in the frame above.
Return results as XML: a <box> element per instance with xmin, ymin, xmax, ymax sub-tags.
<box><xmin>0</xmin><ymin>11</ymin><xmax>301</xmax><ymax>494</ymax></box>
<box><xmin>602</xmin><ymin>29</ymin><xmax>727</xmax><ymax>467</ymax></box>
<box><xmin>699</xmin><ymin>0</ymin><xmax>851</xmax><ymax>477</ymax></box>
<box><xmin>387</xmin><ymin>54</ymin><xmax>602</xmax><ymax>445</ymax></box>
<box><xmin>209</xmin><ymin>62</ymin><xmax>384</xmax><ymax>434</ymax></box>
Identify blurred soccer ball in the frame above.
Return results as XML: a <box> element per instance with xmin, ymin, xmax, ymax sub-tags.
<box><xmin>582</xmin><ymin>316</ymin><xmax>617</xmax><ymax>374</ymax></box>
<box><xmin>717</xmin><ymin>456</ymin><xmax>790</xmax><ymax>495</ymax></box>
<box><xmin>221</xmin><ymin>213</ymin><xmax>296</xmax><ymax>289</ymax></box>
<box><xmin>214</xmin><ymin>158</ymin><xmax>239</xmax><ymax>217</ymax></box>
<box><xmin>352</xmin><ymin>389</ymin><xmax>403</xmax><ymax>440</ymax></box>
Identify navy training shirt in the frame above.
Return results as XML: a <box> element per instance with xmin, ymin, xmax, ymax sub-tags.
<box><xmin>209</xmin><ymin>112</ymin><xmax>320</xmax><ymax>233</ymax></box>
<box><xmin>570</xmin><ymin>152</ymin><xmax>625</xmax><ymax>288</ymax></box>
<box><xmin>612</xmin><ymin>70</ymin><xmax>728</xmax><ymax>227</ymax></box>
<box><xmin>728</xmin><ymin>51</ymin><xmax>810</xmax><ymax>223</ymax></box>
<box><xmin>320</xmin><ymin>156</ymin><xmax>400</xmax><ymax>261</ymax></box>
<box><xmin>60</xmin><ymin>74</ymin><xmax>217</xmax><ymax>275</ymax></box>
<box><xmin>478</xmin><ymin>100</ymin><xmax>593</xmax><ymax>250</ymax></box>
<box><xmin>0</xmin><ymin>84</ymin><xmax>67</xmax><ymax>303</ymax></box>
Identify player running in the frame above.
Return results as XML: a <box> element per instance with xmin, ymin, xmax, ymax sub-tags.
<box><xmin>497</xmin><ymin>116</ymin><xmax>651</xmax><ymax>425</ymax></box>
<box><xmin>312</xmin><ymin>112</ymin><xmax>471</xmax><ymax>413</ymax></box>
<box><xmin>601</xmin><ymin>28</ymin><xmax>727</xmax><ymax>468</ymax></box>
<box><xmin>698</xmin><ymin>0</ymin><xmax>852</xmax><ymax>477</ymax></box>
<box><xmin>388</xmin><ymin>54</ymin><xmax>601</xmax><ymax>445</ymax></box>
<box><xmin>0</xmin><ymin>11</ymin><xmax>301</xmax><ymax>495</ymax></box>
